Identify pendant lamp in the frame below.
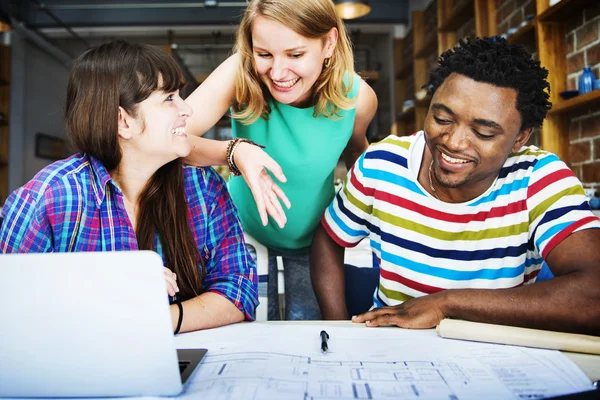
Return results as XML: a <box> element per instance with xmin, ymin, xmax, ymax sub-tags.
<box><xmin>334</xmin><ymin>0</ymin><xmax>371</xmax><ymax>20</ymax></box>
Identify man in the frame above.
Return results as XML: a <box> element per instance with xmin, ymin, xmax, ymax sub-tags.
<box><xmin>311</xmin><ymin>37</ymin><xmax>600</xmax><ymax>335</ymax></box>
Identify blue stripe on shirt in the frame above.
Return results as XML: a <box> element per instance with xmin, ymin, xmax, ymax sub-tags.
<box><xmin>371</xmin><ymin>241</ymin><xmax>526</xmax><ymax>280</ymax></box>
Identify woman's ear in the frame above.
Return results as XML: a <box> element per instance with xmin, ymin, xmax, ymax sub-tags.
<box><xmin>117</xmin><ymin>106</ymin><xmax>133</xmax><ymax>140</ymax></box>
<box><xmin>325</xmin><ymin>27</ymin><xmax>339</xmax><ymax>58</ymax></box>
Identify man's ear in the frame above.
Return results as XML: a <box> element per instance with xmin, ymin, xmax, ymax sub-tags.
<box><xmin>117</xmin><ymin>106</ymin><xmax>134</xmax><ymax>140</ymax></box>
<box><xmin>512</xmin><ymin>127</ymin><xmax>533</xmax><ymax>152</ymax></box>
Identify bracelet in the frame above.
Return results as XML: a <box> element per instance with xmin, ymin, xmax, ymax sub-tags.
<box><xmin>173</xmin><ymin>300</ymin><xmax>183</xmax><ymax>335</ymax></box>
<box><xmin>229</xmin><ymin>139</ymin><xmax>244</xmax><ymax>176</ymax></box>
<box><xmin>225</xmin><ymin>138</ymin><xmax>266</xmax><ymax>177</ymax></box>
<box><xmin>225</xmin><ymin>139</ymin><xmax>238</xmax><ymax>175</ymax></box>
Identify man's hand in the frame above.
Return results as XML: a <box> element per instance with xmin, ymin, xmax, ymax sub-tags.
<box><xmin>234</xmin><ymin>142</ymin><xmax>291</xmax><ymax>228</ymax></box>
<box><xmin>352</xmin><ymin>291</ymin><xmax>448</xmax><ymax>329</ymax></box>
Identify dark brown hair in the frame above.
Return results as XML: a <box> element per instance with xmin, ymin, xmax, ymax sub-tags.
<box><xmin>65</xmin><ymin>40</ymin><xmax>203</xmax><ymax>299</ymax></box>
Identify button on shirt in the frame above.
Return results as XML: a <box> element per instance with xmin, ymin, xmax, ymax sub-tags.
<box><xmin>0</xmin><ymin>154</ymin><xmax>258</xmax><ymax>320</ymax></box>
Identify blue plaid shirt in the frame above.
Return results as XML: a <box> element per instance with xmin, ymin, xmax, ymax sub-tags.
<box><xmin>1</xmin><ymin>154</ymin><xmax>258</xmax><ymax>320</ymax></box>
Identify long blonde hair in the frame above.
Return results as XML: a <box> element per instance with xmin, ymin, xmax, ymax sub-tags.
<box><xmin>232</xmin><ymin>0</ymin><xmax>355</xmax><ymax>124</ymax></box>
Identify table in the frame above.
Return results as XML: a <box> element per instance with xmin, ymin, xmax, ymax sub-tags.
<box><xmin>175</xmin><ymin>321</ymin><xmax>600</xmax><ymax>398</ymax></box>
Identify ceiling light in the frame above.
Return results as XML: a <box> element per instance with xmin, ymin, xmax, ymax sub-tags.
<box><xmin>334</xmin><ymin>0</ymin><xmax>371</xmax><ymax>20</ymax></box>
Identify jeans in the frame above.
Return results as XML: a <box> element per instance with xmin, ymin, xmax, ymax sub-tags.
<box><xmin>267</xmin><ymin>247</ymin><xmax>322</xmax><ymax>321</ymax></box>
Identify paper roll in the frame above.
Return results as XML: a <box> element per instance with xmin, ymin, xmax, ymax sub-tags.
<box><xmin>436</xmin><ymin>319</ymin><xmax>600</xmax><ymax>355</ymax></box>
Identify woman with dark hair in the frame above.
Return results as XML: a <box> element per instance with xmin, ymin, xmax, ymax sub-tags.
<box><xmin>0</xmin><ymin>40</ymin><xmax>258</xmax><ymax>333</ymax></box>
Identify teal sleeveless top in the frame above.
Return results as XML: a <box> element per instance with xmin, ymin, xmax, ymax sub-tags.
<box><xmin>229</xmin><ymin>72</ymin><xmax>360</xmax><ymax>251</ymax></box>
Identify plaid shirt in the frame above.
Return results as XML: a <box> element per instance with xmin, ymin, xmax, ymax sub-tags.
<box><xmin>0</xmin><ymin>154</ymin><xmax>258</xmax><ymax>320</ymax></box>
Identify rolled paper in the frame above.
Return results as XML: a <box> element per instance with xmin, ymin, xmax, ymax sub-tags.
<box><xmin>436</xmin><ymin>319</ymin><xmax>600</xmax><ymax>355</ymax></box>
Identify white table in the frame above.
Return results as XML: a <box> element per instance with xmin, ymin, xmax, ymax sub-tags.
<box><xmin>175</xmin><ymin>320</ymin><xmax>600</xmax><ymax>382</ymax></box>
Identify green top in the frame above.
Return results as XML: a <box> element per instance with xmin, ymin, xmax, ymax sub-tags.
<box><xmin>229</xmin><ymin>72</ymin><xmax>360</xmax><ymax>251</ymax></box>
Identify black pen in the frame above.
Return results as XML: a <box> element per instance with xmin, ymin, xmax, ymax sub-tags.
<box><xmin>320</xmin><ymin>330</ymin><xmax>329</xmax><ymax>354</ymax></box>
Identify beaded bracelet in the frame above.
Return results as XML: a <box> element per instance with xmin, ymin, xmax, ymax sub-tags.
<box><xmin>226</xmin><ymin>138</ymin><xmax>266</xmax><ymax>176</ymax></box>
<box><xmin>225</xmin><ymin>139</ymin><xmax>238</xmax><ymax>175</ymax></box>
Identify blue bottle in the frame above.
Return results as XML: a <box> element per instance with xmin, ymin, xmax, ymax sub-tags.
<box><xmin>578</xmin><ymin>66</ymin><xmax>597</xmax><ymax>95</ymax></box>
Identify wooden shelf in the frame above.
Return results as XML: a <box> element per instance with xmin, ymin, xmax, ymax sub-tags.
<box><xmin>397</xmin><ymin>108</ymin><xmax>416</xmax><ymax>122</ymax></box>
<box><xmin>360</xmin><ymin>70</ymin><xmax>380</xmax><ymax>82</ymax></box>
<box><xmin>396</xmin><ymin>62</ymin><xmax>413</xmax><ymax>79</ymax></box>
<box><xmin>538</xmin><ymin>0</ymin><xmax>593</xmax><ymax>22</ymax></box>
<box><xmin>438</xmin><ymin>0</ymin><xmax>475</xmax><ymax>32</ymax></box>
<box><xmin>415</xmin><ymin>34</ymin><xmax>438</xmax><ymax>58</ymax></box>
<box><xmin>415</xmin><ymin>95</ymin><xmax>432</xmax><ymax>107</ymax></box>
<box><xmin>507</xmin><ymin>18</ymin><xmax>536</xmax><ymax>45</ymax></box>
<box><xmin>548</xmin><ymin>90</ymin><xmax>600</xmax><ymax>115</ymax></box>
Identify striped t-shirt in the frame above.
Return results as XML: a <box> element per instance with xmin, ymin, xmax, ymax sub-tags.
<box><xmin>323</xmin><ymin>131</ymin><xmax>600</xmax><ymax>309</ymax></box>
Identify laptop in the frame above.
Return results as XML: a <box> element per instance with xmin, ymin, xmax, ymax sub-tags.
<box><xmin>0</xmin><ymin>251</ymin><xmax>207</xmax><ymax>397</ymax></box>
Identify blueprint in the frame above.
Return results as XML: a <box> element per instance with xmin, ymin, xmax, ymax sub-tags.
<box><xmin>174</xmin><ymin>323</ymin><xmax>595</xmax><ymax>400</ymax></box>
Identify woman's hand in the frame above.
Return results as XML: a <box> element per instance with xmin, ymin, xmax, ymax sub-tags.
<box><xmin>234</xmin><ymin>142</ymin><xmax>291</xmax><ymax>228</ymax></box>
<box><xmin>163</xmin><ymin>267</ymin><xmax>179</xmax><ymax>297</ymax></box>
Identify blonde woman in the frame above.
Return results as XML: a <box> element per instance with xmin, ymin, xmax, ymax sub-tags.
<box><xmin>184</xmin><ymin>0</ymin><xmax>378</xmax><ymax>320</ymax></box>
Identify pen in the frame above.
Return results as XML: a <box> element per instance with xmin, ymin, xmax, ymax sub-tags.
<box><xmin>320</xmin><ymin>330</ymin><xmax>329</xmax><ymax>354</ymax></box>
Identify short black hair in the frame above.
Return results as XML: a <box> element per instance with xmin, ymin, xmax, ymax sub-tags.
<box><xmin>425</xmin><ymin>37</ymin><xmax>552</xmax><ymax>131</ymax></box>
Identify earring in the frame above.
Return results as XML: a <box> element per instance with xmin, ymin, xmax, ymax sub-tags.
<box><xmin>323</xmin><ymin>57</ymin><xmax>331</xmax><ymax>69</ymax></box>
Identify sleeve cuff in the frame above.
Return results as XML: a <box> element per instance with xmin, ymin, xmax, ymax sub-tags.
<box><xmin>321</xmin><ymin>216</ymin><xmax>362</xmax><ymax>248</ymax></box>
<box><xmin>206</xmin><ymin>279</ymin><xmax>259</xmax><ymax>321</ymax></box>
<box><xmin>541</xmin><ymin>216</ymin><xmax>600</xmax><ymax>259</ymax></box>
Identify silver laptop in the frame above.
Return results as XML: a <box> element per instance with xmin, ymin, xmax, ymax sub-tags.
<box><xmin>0</xmin><ymin>251</ymin><xmax>207</xmax><ymax>397</ymax></box>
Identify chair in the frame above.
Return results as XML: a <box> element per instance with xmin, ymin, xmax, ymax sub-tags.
<box><xmin>243</xmin><ymin>233</ymin><xmax>269</xmax><ymax>321</ymax></box>
<box><xmin>344</xmin><ymin>264</ymin><xmax>380</xmax><ymax>317</ymax></box>
<box><xmin>342</xmin><ymin>240</ymin><xmax>380</xmax><ymax>317</ymax></box>
<box><xmin>536</xmin><ymin>262</ymin><xmax>554</xmax><ymax>281</ymax></box>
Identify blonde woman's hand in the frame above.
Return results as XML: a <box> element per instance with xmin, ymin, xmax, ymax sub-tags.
<box><xmin>234</xmin><ymin>142</ymin><xmax>291</xmax><ymax>228</ymax></box>
<box><xmin>163</xmin><ymin>267</ymin><xmax>179</xmax><ymax>297</ymax></box>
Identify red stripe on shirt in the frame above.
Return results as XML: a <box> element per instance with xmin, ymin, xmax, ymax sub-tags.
<box><xmin>380</xmin><ymin>267</ymin><xmax>444</xmax><ymax>294</ymax></box>
<box><xmin>350</xmin><ymin>168</ymin><xmax>375</xmax><ymax>197</ymax></box>
<box><xmin>374</xmin><ymin>190</ymin><xmax>527</xmax><ymax>223</ymax></box>
<box><xmin>528</xmin><ymin>168</ymin><xmax>574</xmax><ymax>198</ymax></box>
<box><xmin>524</xmin><ymin>268</ymin><xmax>540</xmax><ymax>284</ymax></box>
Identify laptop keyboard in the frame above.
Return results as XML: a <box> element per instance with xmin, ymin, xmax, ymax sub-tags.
<box><xmin>179</xmin><ymin>361</ymin><xmax>190</xmax><ymax>375</ymax></box>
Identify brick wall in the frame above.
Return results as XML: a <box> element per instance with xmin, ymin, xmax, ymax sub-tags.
<box><xmin>566</xmin><ymin>5</ymin><xmax>600</xmax><ymax>190</ymax></box>
<box><xmin>493</xmin><ymin>2</ymin><xmax>599</xmax><ymax>188</ymax></box>
<box><xmin>495</xmin><ymin>0</ymin><xmax>539</xmax><ymax>147</ymax></box>
<box><xmin>569</xmin><ymin>112</ymin><xmax>600</xmax><ymax>188</ymax></box>
<box><xmin>496</xmin><ymin>0</ymin><xmax>535</xmax><ymax>38</ymax></box>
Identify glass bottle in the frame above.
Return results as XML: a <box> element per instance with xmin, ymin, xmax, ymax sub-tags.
<box><xmin>578</xmin><ymin>66</ymin><xmax>597</xmax><ymax>95</ymax></box>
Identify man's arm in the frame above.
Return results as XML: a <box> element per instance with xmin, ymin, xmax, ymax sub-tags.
<box><xmin>354</xmin><ymin>228</ymin><xmax>600</xmax><ymax>335</ymax></box>
<box><xmin>310</xmin><ymin>223</ymin><xmax>349</xmax><ymax>320</ymax></box>
<box><xmin>313</xmin><ymin>148</ymin><xmax>375</xmax><ymax>320</ymax></box>
<box><xmin>448</xmin><ymin>228</ymin><xmax>600</xmax><ymax>334</ymax></box>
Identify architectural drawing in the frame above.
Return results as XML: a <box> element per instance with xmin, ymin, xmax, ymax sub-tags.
<box><xmin>173</xmin><ymin>324</ymin><xmax>594</xmax><ymax>400</ymax></box>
